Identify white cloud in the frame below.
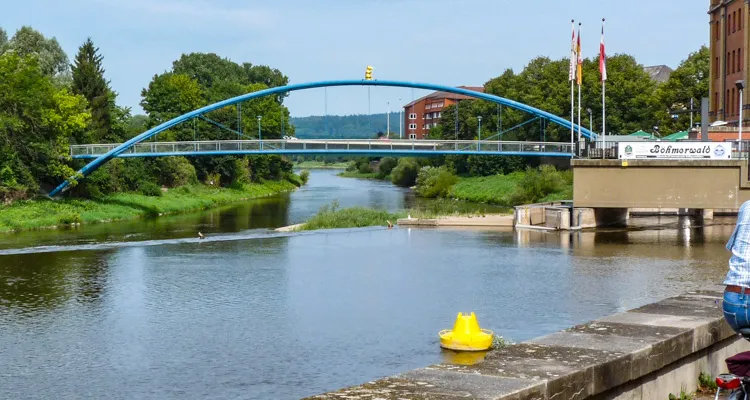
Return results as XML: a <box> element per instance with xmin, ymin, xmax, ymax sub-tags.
<box><xmin>88</xmin><ymin>0</ymin><xmax>277</xmax><ymax>30</ymax></box>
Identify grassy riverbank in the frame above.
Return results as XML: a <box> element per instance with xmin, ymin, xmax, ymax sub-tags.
<box><xmin>448</xmin><ymin>169</ymin><xmax>572</xmax><ymax>206</ymax></box>
<box><xmin>336</xmin><ymin>171</ymin><xmax>383</xmax><ymax>180</ymax></box>
<box><xmin>296</xmin><ymin>203</ymin><xmax>405</xmax><ymax>231</ymax></box>
<box><xmin>0</xmin><ymin>180</ymin><xmax>298</xmax><ymax>233</ymax></box>
<box><xmin>294</xmin><ymin>161</ymin><xmax>350</xmax><ymax>169</ymax></box>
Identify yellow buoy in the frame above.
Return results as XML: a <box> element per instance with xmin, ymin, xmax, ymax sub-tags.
<box><xmin>439</xmin><ymin>312</ymin><xmax>494</xmax><ymax>351</ymax></box>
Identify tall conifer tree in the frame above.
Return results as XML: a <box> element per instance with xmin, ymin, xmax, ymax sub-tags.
<box><xmin>71</xmin><ymin>38</ymin><xmax>111</xmax><ymax>142</ymax></box>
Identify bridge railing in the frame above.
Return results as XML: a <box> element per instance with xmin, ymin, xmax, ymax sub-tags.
<box><xmin>70</xmin><ymin>139</ymin><xmax>574</xmax><ymax>158</ymax></box>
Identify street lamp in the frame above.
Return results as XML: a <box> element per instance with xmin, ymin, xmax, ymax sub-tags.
<box><xmin>737</xmin><ymin>80</ymin><xmax>745</xmax><ymax>145</ymax></box>
<box><xmin>586</xmin><ymin>108</ymin><xmax>593</xmax><ymax>133</ymax></box>
<box><xmin>652</xmin><ymin>126</ymin><xmax>659</xmax><ymax>140</ymax></box>
<box><xmin>257</xmin><ymin>115</ymin><xmax>262</xmax><ymax>150</ymax></box>
<box><xmin>387</xmin><ymin>101</ymin><xmax>390</xmax><ymax>138</ymax></box>
<box><xmin>399</xmin><ymin>98</ymin><xmax>403</xmax><ymax>139</ymax></box>
<box><xmin>477</xmin><ymin>116</ymin><xmax>482</xmax><ymax>151</ymax></box>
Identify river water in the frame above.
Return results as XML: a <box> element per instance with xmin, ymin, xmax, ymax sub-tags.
<box><xmin>0</xmin><ymin>170</ymin><xmax>736</xmax><ymax>399</ymax></box>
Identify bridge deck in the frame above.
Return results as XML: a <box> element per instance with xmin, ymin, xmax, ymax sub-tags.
<box><xmin>70</xmin><ymin>139</ymin><xmax>574</xmax><ymax>159</ymax></box>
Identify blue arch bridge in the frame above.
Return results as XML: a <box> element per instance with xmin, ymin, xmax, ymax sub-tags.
<box><xmin>51</xmin><ymin>80</ymin><xmax>597</xmax><ymax>197</ymax></box>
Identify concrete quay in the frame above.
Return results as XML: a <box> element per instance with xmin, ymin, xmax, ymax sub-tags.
<box><xmin>306</xmin><ymin>287</ymin><xmax>748</xmax><ymax>400</ymax></box>
<box><xmin>397</xmin><ymin>214</ymin><xmax>514</xmax><ymax>228</ymax></box>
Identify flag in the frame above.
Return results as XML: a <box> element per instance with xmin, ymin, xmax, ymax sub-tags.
<box><xmin>600</xmin><ymin>20</ymin><xmax>607</xmax><ymax>82</ymax></box>
<box><xmin>569</xmin><ymin>21</ymin><xmax>576</xmax><ymax>82</ymax></box>
<box><xmin>576</xmin><ymin>24</ymin><xmax>583</xmax><ymax>86</ymax></box>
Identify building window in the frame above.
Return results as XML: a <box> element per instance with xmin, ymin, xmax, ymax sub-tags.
<box><xmin>734</xmin><ymin>11</ymin><xmax>738</xmax><ymax>33</ymax></box>
<box><xmin>740</xmin><ymin>12</ymin><xmax>743</xmax><ymax>31</ymax></box>
<box><xmin>425</xmin><ymin>113</ymin><xmax>431</xmax><ymax>120</ymax></box>
<box><xmin>715</xmin><ymin>22</ymin><xmax>720</xmax><ymax>41</ymax></box>
<box><xmin>733</xmin><ymin>50</ymin><xmax>736</xmax><ymax>74</ymax></box>
<box><xmin>728</xmin><ymin>52</ymin><xmax>732</xmax><ymax>74</ymax></box>
<box><xmin>409</xmin><ymin>133</ymin><xmax>416</xmax><ymax>139</ymax></box>
<box><xmin>715</xmin><ymin>56</ymin><xmax>719</xmax><ymax>77</ymax></box>
<box><xmin>408</xmin><ymin>113</ymin><xmax>416</xmax><ymax>120</ymax></box>
<box><xmin>426</xmin><ymin>125</ymin><xmax>431</xmax><ymax>130</ymax></box>
<box><xmin>437</xmin><ymin>112</ymin><xmax>442</xmax><ymax>118</ymax></box>
<box><xmin>739</xmin><ymin>48</ymin><xmax>743</xmax><ymax>72</ymax></box>
<box><xmin>729</xmin><ymin>14</ymin><xmax>733</xmax><ymax>36</ymax></box>
<box><xmin>408</xmin><ymin>123</ymin><xmax>416</xmax><ymax>130</ymax></box>
<box><xmin>426</xmin><ymin>104</ymin><xmax>431</xmax><ymax>109</ymax></box>
<box><xmin>733</xmin><ymin>88</ymin><xmax>736</xmax><ymax>115</ymax></box>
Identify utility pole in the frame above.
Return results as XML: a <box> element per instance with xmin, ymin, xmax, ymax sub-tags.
<box><xmin>387</xmin><ymin>101</ymin><xmax>390</xmax><ymax>137</ymax></box>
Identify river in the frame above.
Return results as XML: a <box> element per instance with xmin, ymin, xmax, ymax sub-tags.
<box><xmin>0</xmin><ymin>169</ymin><xmax>736</xmax><ymax>399</ymax></box>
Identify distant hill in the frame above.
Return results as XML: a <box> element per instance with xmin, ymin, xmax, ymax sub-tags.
<box><xmin>291</xmin><ymin>113</ymin><xmax>403</xmax><ymax>139</ymax></box>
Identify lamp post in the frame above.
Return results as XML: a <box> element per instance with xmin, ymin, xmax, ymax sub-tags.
<box><xmin>477</xmin><ymin>116</ymin><xmax>482</xmax><ymax>151</ymax></box>
<box><xmin>257</xmin><ymin>116</ymin><xmax>262</xmax><ymax>150</ymax></box>
<box><xmin>587</xmin><ymin>108</ymin><xmax>593</xmax><ymax>133</ymax></box>
<box><xmin>737</xmin><ymin>80</ymin><xmax>746</xmax><ymax>150</ymax></box>
<box><xmin>387</xmin><ymin>101</ymin><xmax>390</xmax><ymax>138</ymax></box>
<box><xmin>399</xmin><ymin>98</ymin><xmax>403</xmax><ymax>139</ymax></box>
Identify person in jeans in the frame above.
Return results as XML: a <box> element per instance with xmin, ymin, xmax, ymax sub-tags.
<box><xmin>725</xmin><ymin>201</ymin><xmax>750</xmax><ymax>333</ymax></box>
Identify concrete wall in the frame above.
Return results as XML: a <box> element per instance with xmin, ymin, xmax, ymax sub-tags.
<box><xmin>308</xmin><ymin>287</ymin><xmax>748</xmax><ymax>400</ymax></box>
<box><xmin>573</xmin><ymin>159</ymin><xmax>750</xmax><ymax>210</ymax></box>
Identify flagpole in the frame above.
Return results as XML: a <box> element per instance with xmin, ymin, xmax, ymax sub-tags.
<box><xmin>570</xmin><ymin>19</ymin><xmax>575</xmax><ymax>156</ymax></box>
<box><xmin>601</xmin><ymin>18</ymin><xmax>607</xmax><ymax>157</ymax></box>
<box><xmin>577</xmin><ymin>23</ymin><xmax>582</xmax><ymax>156</ymax></box>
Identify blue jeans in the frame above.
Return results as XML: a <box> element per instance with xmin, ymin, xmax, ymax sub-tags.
<box><xmin>724</xmin><ymin>290</ymin><xmax>750</xmax><ymax>333</ymax></box>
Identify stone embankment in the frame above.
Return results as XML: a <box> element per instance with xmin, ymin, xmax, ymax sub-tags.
<box><xmin>306</xmin><ymin>286</ymin><xmax>747</xmax><ymax>400</ymax></box>
<box><xmin>397</xmin><ymin>214</ymin><xmax>514</xmax><ymax>228</ymax></box>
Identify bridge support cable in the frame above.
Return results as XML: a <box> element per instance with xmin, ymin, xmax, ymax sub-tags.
<box><xmin>481</xmin><ymin>117</ymin><xmax>539</xmax><ymax>142</ymax></box>
<box><xmin>50</xmin><ymin>79</ymin><xmax>595</xmax><ymax>196</ymax></box>
<box><xmin>197</xmin><ymin>115</ymin><xmax>253</xmax><ymax>139</ymax></box>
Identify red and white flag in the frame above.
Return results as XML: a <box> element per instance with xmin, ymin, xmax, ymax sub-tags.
<box><xmin>599</xmin><ymin>20</ymin><xmax>607</xmax><ymax>82</ymax></box>
<box><xmin>569</xmin><ymin>20</ymin><xmax>576</xmax><ymax>82</ymax></box>
<box><xmin>576</xmin><ymin>24</ymin><xmax>583</xmax><ymax>86</ymax></box>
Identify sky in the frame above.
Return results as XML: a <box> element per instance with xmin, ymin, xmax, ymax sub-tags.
<box><xmin>1</xmin><ymin>0</ymin><xmax>708</xmax><ymax>118</ymax></box>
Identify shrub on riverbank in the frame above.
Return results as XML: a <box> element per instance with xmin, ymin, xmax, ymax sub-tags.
<box><xmin>449</xmin><ymin>166</ymin><xmax>572</xmax><ymax>206</ymax></box>
<box><xmin>391</xmin><ymin>158</ymin><xmax>420</xmax><ymax>187</ymax></box>
<box><xmin>0</xmin><ymin>180</ymin><xmax>299</xmax><ymax>233</ymax></box>
<box><xmin>377</xmin><ymin>157</ymin><xmax>398</xmax><ymax>178</ymax></box>
<box><xmin>415</xmin><ymin>166</ymin><xmax>459</xmax><ymax>198</ymax></box>
<box><xmin>297</xmin><ymin>201</ymin><xmax>405</xmax><ymax>231</ymax></box>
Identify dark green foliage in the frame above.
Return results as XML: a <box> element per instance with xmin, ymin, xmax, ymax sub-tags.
<box><xmin>466</xmin><ymin>155</ymin><xmax>528</xmax><ymax>176</ymax></box>
<box><xmin>415</xmin><ymin>166</ymin><xmax>459</xmax><ymax>198</ymax></box>
<box><xmin>509</xmin><ymin>166</ymin><xmax>571</xmax><ymax>205</ymax></box>
<box><xmin>377</xmin><ymin>157</ymin><xmax>397</xmax><ymax>178</ymax></box>
<box><xmin>4</xmin><ymin>26</ymin><xmax>69</xmax><ymax>77</ymax></box>
<box><xmin>299</xmin><ymin>170</ymin><xmax>310</xmax><ymax>184</ymax></box>
<box><xmin>152</xmin><ymin>157</ymin><xmax>197</xmax><ymax>187</ymax></box>
<box><xmin>391</xmin><ymin>158</ymin><xmax>420</xmax><ymax>187</ymax></box>
<box><xmin>292</xmin><ymin>113</ymin><xmax>402</xmax><ymax>138</ymax></box>
<box><xmin>71</xmin><ymin>38</ymin><xmax>111</xmax><ymax>142</ymax></box>
<box><xmin>138</xmin><ymin>181</ymin><xmax>162</xmax><ymax>197</ymax></box>
<box><xmin>357</xmin><ymin>160</ymin><xmax>372</xmax><ymax>174</ymax></box>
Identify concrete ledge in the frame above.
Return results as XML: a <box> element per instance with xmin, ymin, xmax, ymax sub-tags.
<box><xmin>306</xmin><ymin>288</ymin><xmax>748</xmax><ymax>400</ymax></box>
<box><xmin>397</xmin><ymin>215</ymin><xmax>513</xmax><ymax>227</ymax></box>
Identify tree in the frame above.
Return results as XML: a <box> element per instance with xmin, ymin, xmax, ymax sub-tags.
<box><xmin>653</xmin><ymin>46</ymin><xmax>709</xmax><ymax>133</ymax></box>
<box><xmin>71</xmin><ymin>38</ymin><xmax>111</xmax><ymax>142</ymax></box>
<box><xmin>5</xmin><ymin>26</ymin><xmax>68</xmax><ymax>77</ymax></box>
<box><xmin>0</xmin><ymin>52</ymin><xmax>89</xmax><ymax>194</ymax></box>
<box><xmin>0</xmin><ymin>28</ymin><xmax>7</xmax><ymax>50</ymax></box>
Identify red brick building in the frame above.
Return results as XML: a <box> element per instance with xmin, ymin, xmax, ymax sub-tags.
<box><xmin>402</xmin><ymin>86</ymin><xmax>484</xmax><ymax>139</ymax></box>
<box><xmin>709</xmin><ymin>0</ymin><xmax>748</xmax><ymax>124</ymax></box>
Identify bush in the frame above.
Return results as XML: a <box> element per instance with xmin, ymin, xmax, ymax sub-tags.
<box><xmin>415</xmin><ymin>166</ymin><xmax>459</xmax><ymax>198</ymax></box>
<box><xmin>467</xmin><ymin>155</ymin><xmax>527</xmax><ymax>176</ymax></box>
<box><xmin>58</xmin><ymin>213</ymin><xmax>82</xmax><ymax>225</ymax></box>
<box><xmin>300</xmin><ymin>170</ymin><xmax>310</xmax><ymax>184</ymax></box>
<box><xmin>509</xmin><ymin>165</ymin><xmax>566</xmax><ymax>205</ymax></box>
<box><xmin>154</xmin><ymin>157</ymin><xmax>197</xmax><ymax>187</ymax></box>
<box><xmin>357</xmin><ymin>161</ymin><xmax>372</xmax><ymax>174</ymax></box>
<box><xmin>139</xmin><ymin>181</ymin><xmax>163</xmax><ymax>197</ymax></box>
<box><xmin>391</xmin><ymin>158</ymin><xmax>420</xmax><ymax>187</ymax></box>
<box><xmin>377</xmin><ymin>157</ymin><xmax>397</xmax><ymax>178</ymax></box>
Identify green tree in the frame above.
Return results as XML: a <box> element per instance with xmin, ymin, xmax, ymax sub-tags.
<box><xmin>0</xmin><ymin>28</ymin><xmax>7</xmax><ymax>50</ymax></box>
<box><xmin>0</xmin><ymin>52</ymin><xmax>89</xmax><ymax>194</ymax></box>
<box><xmin>5</xmin><ymin>26</ymin><xmax>68</xmax><ymax>78</ymax></box>
<box><xmin>71</xmin><ymin>38</ymin><xmax>111</xmax><ymax>142</ymax></box>
<box><xmin>653</xmin><ymin>46</ymin><xmax>709</xmax><ymax>133</ymax></box>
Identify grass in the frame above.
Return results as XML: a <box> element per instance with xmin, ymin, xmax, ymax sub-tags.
<box><xmin>296</xmin><ymin>201</ymin><xmax>406</xmax><ymax>231</ymax></box>
<box><xmin>449</xmin><ymin>173</ymin><xmax>525</xmax><ymax>205</ymax></box>
<box><xmin>448</xmin><ymin>170</ymin><xmax>573</xmax><ymax>206</ymax></box>
<box><xmin>0</xmin><ymin>180</ymin><xmax>298</xmax><ymax>233</ymax></box>
<box><xmin>294</xmin><ymin>161</ymin><xmax>350</xmax><ymax>169</ymax></box>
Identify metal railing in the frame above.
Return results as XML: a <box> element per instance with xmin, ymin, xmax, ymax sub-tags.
<box><xmin>70</xmin><ymin>139</ymin><xmax>575</xmax><ymax>158</ymax></box>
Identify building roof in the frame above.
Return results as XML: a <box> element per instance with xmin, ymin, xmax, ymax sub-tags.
<box><xmin>601</xmin><ymin>135</ymin><xmax>652</xmax><ymax>142</ymax></box>
<box><xmin>643</xmin><ymin>65</ymin><xmax>673</xmax><ymax>83</ymax></box>
<box><xmin>628</xmin><ymin>130</ymin><xmax>653</xmax><ymax>138</ymax></box>
<box><xmin>661</xmin><ymin>130</ymin><xmax>689</xmax><ymax>141</ymax></box>
<box><xmin>403</xmin><ymin>86</ymin><xmax>485</xmax><ymax>108</ymax></box>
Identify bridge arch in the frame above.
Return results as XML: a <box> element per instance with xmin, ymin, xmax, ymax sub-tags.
<box><xmin>50</xmin><ymin>79</ymin><xmax>595</xmax><ymax>196</ymax></box>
